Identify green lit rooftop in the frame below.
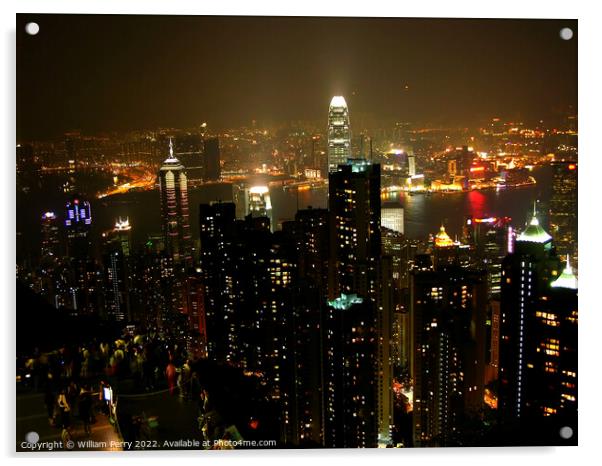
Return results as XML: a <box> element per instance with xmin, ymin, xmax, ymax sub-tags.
<box><xmin>328</xmin><ymin>293</ymin><xmax>364</xmax><ymax>310</ymax></box>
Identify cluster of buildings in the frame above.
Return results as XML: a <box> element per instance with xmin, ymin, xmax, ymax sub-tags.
<box><xmin>16</xmin><ymin>96</ymin><xmax>578</xmax><ymax>447</ymax></box>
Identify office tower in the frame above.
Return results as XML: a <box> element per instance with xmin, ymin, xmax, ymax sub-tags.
<box><xmin>328</xmin><ymin>159</ymin><xmax>381</xmax><ymax>300</ymax></box>
<box><xmin>40</xmin><ymin>211</ymin><xmax>61</xmax><ymax>259</ymax></box>
<box><xmin>381</xmin><ymin>204</ymin><xmax>404</xmax><ymax>235</ymax></box>
<box><xmin>549</xmin><ymin>161</ymin><xmax>577</xmax><ymax>265</ymax></box>
<box><xmin>464</xmin><ymin>216</ymin><xmax>512</xmax><ymax>298</ymax></box>
<box><xmin>407</xmin><ymin>152</ymin><xmax>416</xmax><ymax>177</ymax></box>
<box><xmin>64</xmin><ymin>195</ymin><xmax>101</xmax><ymax>315</ymax></box>
<box><xmin>247</xmin><ymin>185</ymin><xmax>272</xmax><ymax>217</ymax></box>
<box><xmin>498</xmin><ymin>210</ymin><xmax>565</xmax><ymax>442</ymax></box>
<box><xmin>101</xmin><ymin>218</ymin><xmax>132</xmax><ymax>322</ymax></box>
<box><xmin>65</xmin><ymin>196</ymin><xmax>92</xmax><ymax>259</ymax></box>
<box><xmin>203</xmin><ymin>137</ymin><xmax>221</xmax><ymax>181</ymax></box>
<box><xmin>327</xmin><ymin>96</ymin><xmax>352</xmax><ymax>173</ymax></box>
<box><xmin>324</xmin><ymin>294</ymin><xmax>378</xmax><ymax>448</ymax></box>
<box><xmin>410</xmin><ymin>264</ymin><xmax>488</xmax><ymax>446</ymax></box>
<box><xmin>158</xmin><ymin>139</ymin><xmax>193</xmax><ymax>268</ymax></box>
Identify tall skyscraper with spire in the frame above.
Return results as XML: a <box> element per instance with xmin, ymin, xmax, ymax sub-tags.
<box><xmin>327</xmin><ymin>96</ymin><xmax>352</xmax><ymax>173</ymax></box>
<box><xmin>159</xmin><ymin>138</ymin><xmax>193</xmax><ymax>268</ymax></box>
<box><xmin>497</xmin><ymin>205</ymin><xmax>577</xmax><ymax>444</ymax></box>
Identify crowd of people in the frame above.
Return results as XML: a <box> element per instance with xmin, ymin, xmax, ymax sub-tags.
<box><xmin>18</xmin><ymin>328</ymin><xmax>218</xmax><ymax>446</ymax></box>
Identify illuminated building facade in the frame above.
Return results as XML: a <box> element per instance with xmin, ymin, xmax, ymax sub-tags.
<box><xmin>498</xmin><ymin>211</ymin><xmax>572</xmax><ymax>443</ymax></box>
<box><xmin>198</xmin><ymin>202</ymin><xmax>238</xmax><ymax>362</ymax></box>
<box><xmin>101</xmin><ymin>218</ymin><xmax>132</xmax><ymax>322</ymax></box>
<box><xmin>381</xmin><ymin>205</ymin><xmax>404</xmax><ymax>235</ymax></box>
<box><xmin>410</xmin><ymin>264</ymin><xmax>488</xmax><ymax>447</ymax></box>
<box><xmin>327</xmin><ymin>96</ymin><xmax>352</xmax><ymax>173</ymax></box>
<box><xmin>328</xmin><ymin>159</ymin><xmax>381</xmax><ymax>299</ymax></box>
<box><xmin>549</xmin><ymin>161</ymin><xmax>577</xmax><ymax>266</ymax></box>
<box><xmin>246</xmin><ymin>185</ymin><xmax>272</xmax><ymax>224</ymax></box>
<box><xmin>327</xmin><ymin>160</ymin><xmax>393</xmax><ymax>447</ymax></box>
<box><xmin>64</xmin><ymin>195</ymin><xmax>100</xmax><ymax>315</ymax></box>
<box><xmin>464</xmin><ymin>216</ymin><xmax>512</xmax><ymax>298</ymax></box>
<box><xmin>159</xmin><ymin>139</ymin><xmax>193</xmax><ymax>268</ymax></box>
<box><xmin>324</xmin><ymin>294</ymin><xmax>378</xmax><ymax>448</ymax></box>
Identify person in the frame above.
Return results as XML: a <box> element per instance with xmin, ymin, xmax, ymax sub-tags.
<box><xmin>166</xmin><ymin>361</ymin><xmax>177</xmax><ymax>396</ymax></box>
<box><xmin>57</xmin><ymin>388</ymin><xmax>71</xmax><ymax>429</ymax></box>
<box><xmin>79</xmin><ymin>385</ymin><xmax>93</xmax><ymax>435</ymax></box>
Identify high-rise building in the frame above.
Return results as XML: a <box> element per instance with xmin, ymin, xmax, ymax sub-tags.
<box><xmin>158</xmin><ymin>139</ymin><xmax>193</xmax><ymax>268</ymax></box>
<box><xmin>381</xmin><ymin>204</ymin><xmax>404</xmax><ymax>235</ymax></box>
<box><xmin>328</xmin><ymin>159</ymin><xmax>381</xmax><ymax>299</ymax></box>
<box><xmin>64</xmin><ymin>195</ymin><xmax>100</xmax><ymax>315</ymax></box>
<box><xmin>198</xmin><ymin>202</ymin><xmax>238</xmax><ymax>363</ymax></box>
<box><xmin>101</xmin><ymin>218</ymin><xmax>132</xmax><ymax>322</ymax></box>
<box><xmin>324</xmin><ymin>294</ymin><xmax>378</xmax><ymax>447</ymax></box>
<box><xmin>327</xmin><ymin>159</ymin><xmax>393</xmax><ymax>447</ymax></box>
<box><xmin>245</xmin><ymin>185</ymin><xmax>273</xmax><ymax>230</ymax></box>
<box><xmin>39</xmin><ymin>211</ymin><xmax>68</xmax><ymax>310</ymax></box>
<box><xmin>549</xmin><ymin>161</ymin><xmax>577</xmax><ymax>266</ymax></box>
<box><xmin>203</xmin><ymin>137</ymin><xmax>221</xmax><ymax>181</ymax></box>
<box><xmin>327</xmin><ymin>96</ymin><xmax>352</xmax><ymax>173</ymax></box>
<box><xmin>287</xmin><ymin>207</ymin><xmax>329</xmax><ymax>446</ymax></box>
<box><xmin>498</xmin><ymin>210</ymin><xmax>568</xmax><ymax>443</ymax></box>
<box><xmin>463</xmin><ymin>216</ymin><xmax>512</xmax><ymax>298</ymax></box>
<box><xmin>41</xmin><ymin>211</ymin><xmax>61</xmax><ymax>259</ymax></box>
<box><xmin>410</xmin><ymin>263</ymin><xmax>488</xmax><ymax>447</ymax></box>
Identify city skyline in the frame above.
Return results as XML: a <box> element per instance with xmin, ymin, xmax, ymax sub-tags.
<box><xmin>16</xmin><ymin>15</ymin><xmax>578</xmax><ymax>451</ymax></box>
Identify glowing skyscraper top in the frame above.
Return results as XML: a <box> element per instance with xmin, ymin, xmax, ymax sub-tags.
<box><xmin>327</xmin><ymin>95</ymin><xmax>352</xmax><ymax>173</ymax></box>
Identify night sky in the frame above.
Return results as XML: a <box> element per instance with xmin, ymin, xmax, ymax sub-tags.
<box><xmin>17</xmin><ymin>15</ymin><xmax>577</xmax><ymax>139</ymax></box>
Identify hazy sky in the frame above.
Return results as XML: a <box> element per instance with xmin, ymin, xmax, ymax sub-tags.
<box><xmin>17</xmin><ymin>15</ymin><xmax>577</xmax><ymax>139</ymax></box>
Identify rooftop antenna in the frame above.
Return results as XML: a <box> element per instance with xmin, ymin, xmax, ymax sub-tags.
<box><xmin>169</xmin><ymin>137</ymin><xmax>174</xmax><ymax>158</ymax></box>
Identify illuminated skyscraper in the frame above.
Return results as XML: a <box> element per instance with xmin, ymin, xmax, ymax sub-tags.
<box><xmin>64</xmin><ymin>195</ymin><xmax>100</xmax><ymax>315</ymax></box>
<box><xmin>410</xmin><ymin>263</ymin><xmax>488</xmax><ymax>446</ymax></box>
<box><xmin>498</xmin><ymin>210</ymin><xmax>570</xmax><ymax>443</ymax></box>
<box><xmin>245</xmin><ymin>185</ymin><xmax>273</xmax><ymax>230</ymax></box>
<box><xmin>101</xmin><ymin>218</ymin><xmax>132</xmax><ymax>322</ymax></box>
<box><xmin>327</xmin><ymin>159</ymin><xmax>393</xmax><ymax>447</ymax></box>
<box><xmin>328</xmin><ymin>159</ymin><xmax>381</xmax><ymax>299</ymax></box>
<box><xmin>549</xmin><ymin>161</ymin><xmax>577</xmax><ymax>266</ymax></box>
<box><xmin>159</xmin><ymin>139</ymin><xmax>193</xmax><ymax>268</ymax></box>
<box><xmin>327</xmin><ymin>96</ymin><xmax>352</xmax><ymax>173</ymax></box>
<box><xmin>41</xmin><ymin>211</ymin><xmax>61</xmax><ymax>259</ymax></box>
<box><xmin>324</xmin><ymin>294</ymin><xmax>378</xmax><ymax>448</ymax></box>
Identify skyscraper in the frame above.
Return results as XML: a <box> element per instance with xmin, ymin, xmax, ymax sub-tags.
<box><xmin>328</xmin><ymin>159</ymin><xmax>381</xmax><ymax>299</ymax></box>
<box><xmin>327</xmin><ymin>159</ymin><xmax>393</xmax><ymax>447</ymax></box>
<box><xmin>159</xmin><ymin>139</ymin><xmax>193</xmax><ymax>268</ymax></box>
<box><xmin>327</xmin><ymin>96</ymin><xmax>352</xmax><ymax>173</ymax></box>
<box><xmin>549</xmin><ymin>161</ymin><xmax>577</xmax><ymax>266</ymax></box>
<box><xmin>64</xmin><ymin>195</ymin><xmax>100</xmax><ymax>315</ymax></box>
<box><xmin>410</xmin><ymin>257</ymin><xmax>488</xmax><ymax>446</ymax></box>
<box><xmin>101</xmin><ymin>218</ymin><xmax>132</xmax><ymax>322</ymax></box>
<box><xmin>498</xmin><ymin>210</ymin><xmax>569</xmax><ymax>443</ymax></box>
<box><xmin>324</xmin><ymin>294</ymin><xmax>378</xmax><ymax>448</ymax></box>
